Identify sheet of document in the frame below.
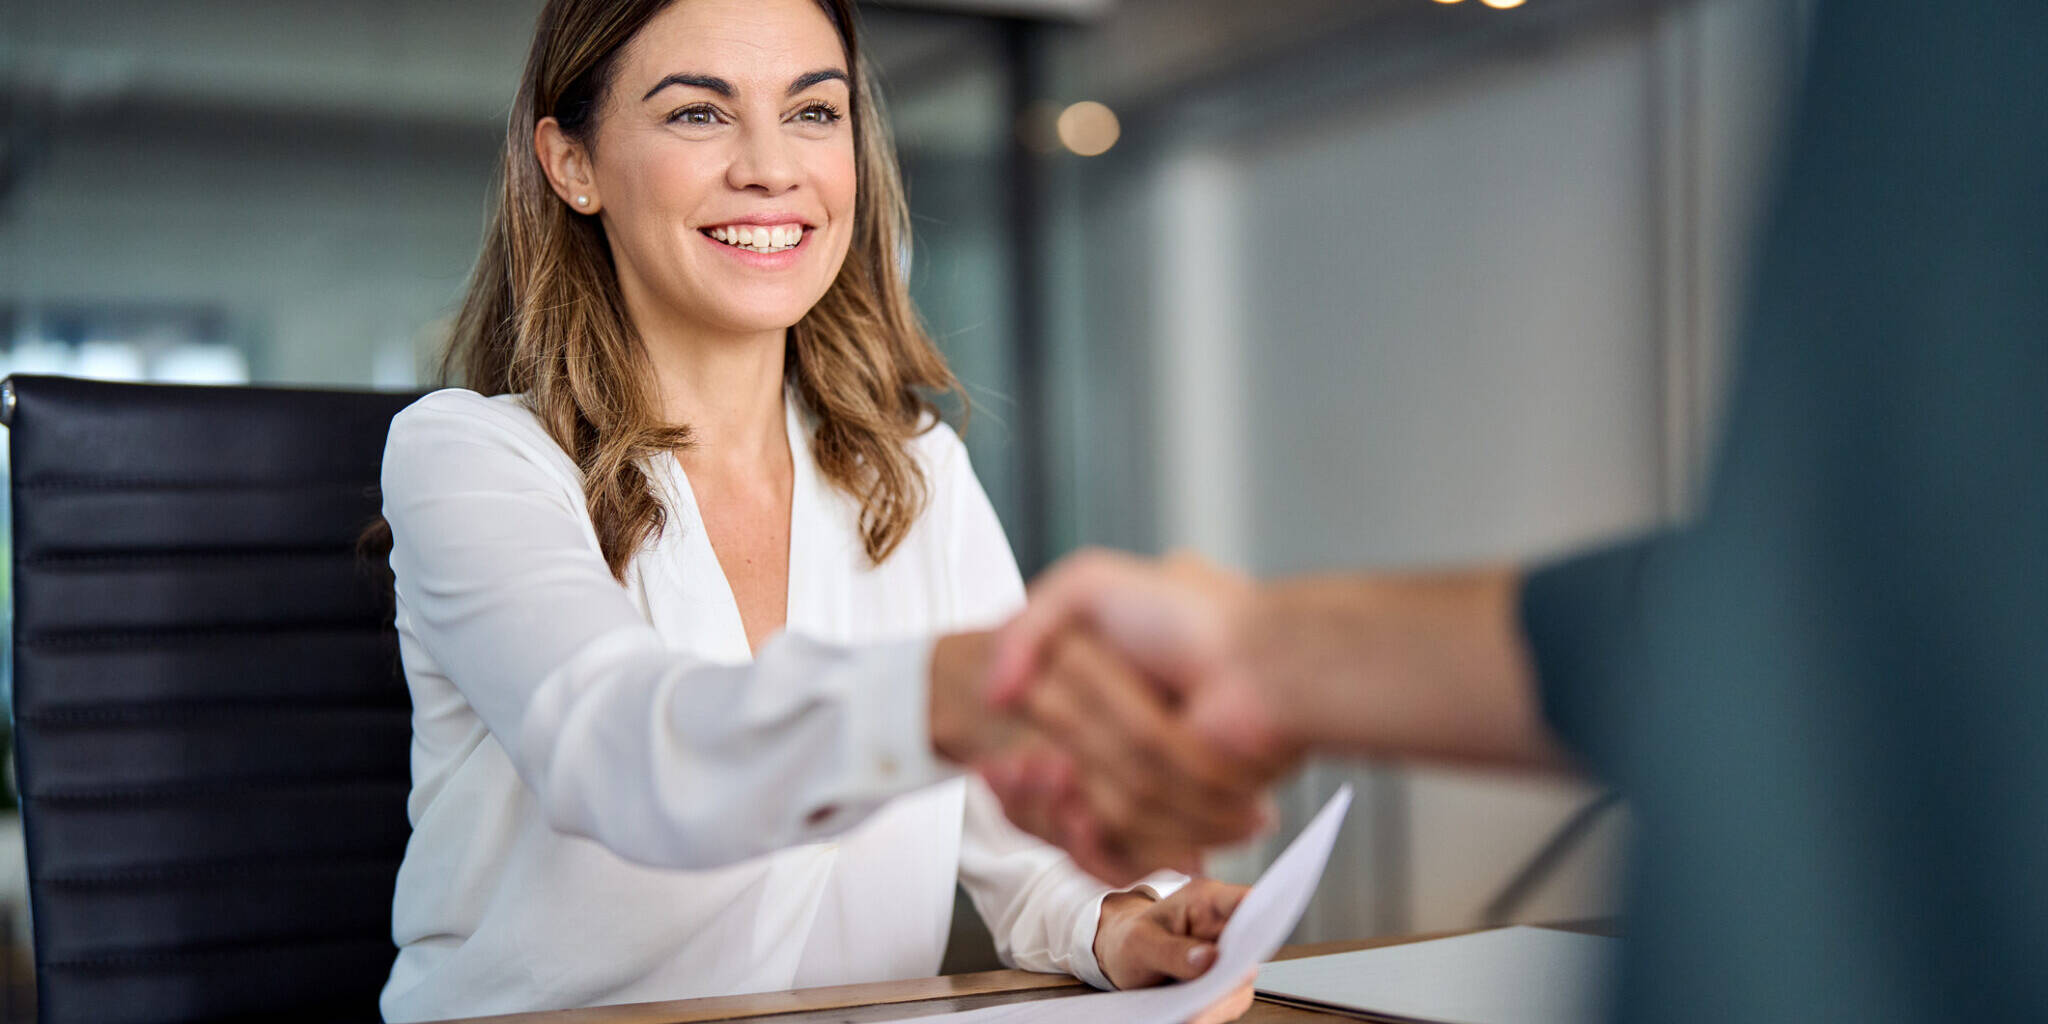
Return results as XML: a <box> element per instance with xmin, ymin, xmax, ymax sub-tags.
<box><xmin>1253</xmin><ymin>925</ymin><xmax>1617</xmax><ymax>1024</ymax></box>
<box><xmin>886</xmin><ymin>784</ymin><xmax>1354</xmax><ymax>1024</ymax></box>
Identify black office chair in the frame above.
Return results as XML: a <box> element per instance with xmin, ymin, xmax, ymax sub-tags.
<box><xmin>4</xmin><ymin>375</ymin><xmax>421</xmax><ymax>1023</ymax></box>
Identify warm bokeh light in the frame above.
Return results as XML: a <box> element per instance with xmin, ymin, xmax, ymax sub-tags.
<box><xmin>1480</xmin><ymin>0</ymin><xmax>1526</xmax><ymax>7</ymax></box>
<box><xmin>1056</xmin><ymin>101</ymin><xmax>1121</xmax><ymax>157</ymax></box>
<box><xmin>1432</xmin><ymin>0</ymin><xmax>1465</xmax><ymax>5</ymax></box>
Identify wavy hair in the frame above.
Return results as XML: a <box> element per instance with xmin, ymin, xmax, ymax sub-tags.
<box><xmin>436</xmin><ymin>0</ymin><xmax>959</xmax><ymax>579</ymax></box>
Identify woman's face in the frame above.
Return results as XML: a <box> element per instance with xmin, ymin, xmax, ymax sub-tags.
<box><xmin>577</xmin><ymin>0</ymin><xmax>856</xmax><ymax>340</ymax></box>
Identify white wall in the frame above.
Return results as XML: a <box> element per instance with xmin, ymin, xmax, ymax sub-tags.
<box><xmin>1231</xmin><ymin>23</ymin><xmax>1663</xmax><ymax>572</ymax></box>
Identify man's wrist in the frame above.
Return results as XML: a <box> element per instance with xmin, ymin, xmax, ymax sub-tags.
<box><xmin>1247</xmin><ymin>569</ymin><xmax>1560</xmax><ymax>764</ymax></box>
<box><xmin>1236</xmin><ymin>580</ymin><xmax>1351</xmax><ymax>750</ymax></box>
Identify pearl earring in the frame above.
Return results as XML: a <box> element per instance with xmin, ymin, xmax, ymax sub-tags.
<box><xmin>575</xmin><ymin>195</ymin><xmax>590</xmax><ymax>207</ymax></box>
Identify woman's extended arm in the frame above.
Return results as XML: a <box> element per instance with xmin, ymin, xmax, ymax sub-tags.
<box><xmin>384</xmin><ymin>390</ymin><xmax>988</xmax><ymax>869</ymax></box>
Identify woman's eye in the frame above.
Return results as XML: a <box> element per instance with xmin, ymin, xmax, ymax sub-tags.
<box><xmin>794</xmin><ymin>103</ymin><xmax>843</xmax><ymax>125</ymax></box>
<box><xmin>669</xmin><ymin>106</ymin><xmax>721</xmax><ymax>126</ymax></box>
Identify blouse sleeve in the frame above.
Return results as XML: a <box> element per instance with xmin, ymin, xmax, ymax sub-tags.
<box><xmin>929</xmin><ymin>428</ymin><xmax>1190</xmax><ymax>989</ymax></box>
<box><xmin>382</xmin><ymin>390</ymin><xmax>952</xmax><ymax>870</ymax></box>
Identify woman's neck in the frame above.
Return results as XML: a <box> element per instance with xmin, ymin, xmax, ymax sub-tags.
<box><xmin>640</xmin><ymin>320</ymin><xmax>791</xmax><ymax>474</ymax></box>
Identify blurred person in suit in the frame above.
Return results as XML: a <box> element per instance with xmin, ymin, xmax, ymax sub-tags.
<box><xmin>982</xmin><ymin>2</ymin><xmax>2048</xmax><ymax>1021</ymax></box>
<box><xmin>370</xmin><ymin>0</ymin><xmax>1254</xmax><ymax>1019</ymax></box>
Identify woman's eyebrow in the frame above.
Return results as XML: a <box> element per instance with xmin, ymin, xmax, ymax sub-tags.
<box><xmin>639</xmin><ymin>69</ymin><xmax>846</xmax><ymax>102</ymax></box>
<box><xmin>787</xmin><ymin>68</ymin><xmax>849</xmax><ymax>95</ymax></box>
<box><xmin>642</xmin><ymin>73</ymin><xmax>732</xmax><ymax>101</ymax></box>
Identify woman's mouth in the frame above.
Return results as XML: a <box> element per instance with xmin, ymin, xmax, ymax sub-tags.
<box><xmin>703</xmin><ymin>223</ymin><xmax>808</xmax><ymax>255</ymax></box>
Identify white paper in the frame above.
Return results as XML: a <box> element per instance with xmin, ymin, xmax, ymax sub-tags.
<box><xmin>890</xmin><ymin>784</ymin><xmax>1354</xmax><ymax>1024</ymax></box>
<box><xmin>1254</xmin><ymin>925</ymin><xmax>1616</xmax><ymax>1024</ymax></box>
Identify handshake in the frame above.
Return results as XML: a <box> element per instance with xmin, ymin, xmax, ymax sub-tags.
<box><xmin>930</xmin><ymin>549</ymin><xmax>1565</xmax><ymax>885</ymax></box>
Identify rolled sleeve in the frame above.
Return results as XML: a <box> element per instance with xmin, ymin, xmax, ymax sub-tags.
<box><xmin>1519</xmin><ymin>532</ymin><xmax>1672</xmax><ymax>775</ymax></box>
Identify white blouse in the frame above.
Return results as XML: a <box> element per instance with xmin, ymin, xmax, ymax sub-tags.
<box><xmin>376</xmin><ymin>389</ymin><xmax>1174</xmax><ymax>1022</ymax></box>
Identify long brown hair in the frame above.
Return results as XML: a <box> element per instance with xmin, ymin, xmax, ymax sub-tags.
<box><xmin>439</xmin><ymin>0</ymin><xmax>958</xmax><ymax>579</ymax></box>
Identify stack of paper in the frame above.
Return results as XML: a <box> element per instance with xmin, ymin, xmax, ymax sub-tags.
<box><xmin>1254</xmin><ymin>926</ymin><xmax>1617</xmax><ymax>1024</ymax></box>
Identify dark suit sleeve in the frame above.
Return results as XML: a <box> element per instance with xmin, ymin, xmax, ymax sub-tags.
<box><xmin>1518</xmin><ymin>531</ymin><xmax>1673</xmax><ymax>773</ymax></box>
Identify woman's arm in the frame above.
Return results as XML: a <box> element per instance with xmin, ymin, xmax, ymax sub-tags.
<box><xmin>384</xmin><ymin>391</ymin><xmax>987</xmax><ymax>869</ymax></box>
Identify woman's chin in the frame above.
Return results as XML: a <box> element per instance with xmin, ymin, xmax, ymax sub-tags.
<box><xmin>682</xmin><ymin>294</ymin><xmax>826</xmax><ymax>339</ymax></box>
<box><xmin>718</xmin><ymin>308</ymin><xmax>815</xmax><ymax>337</ymax></box>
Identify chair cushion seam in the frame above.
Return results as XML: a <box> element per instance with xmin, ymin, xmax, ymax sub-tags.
<box><xmin>40</xmin><ymin>855</ymin><xmax>399</xmax><ymax>886</ymax></box>
<box><xmin>15</xmin><ymin>479</ymin><xmax>380</xmax><ymax>493</ymax></box>
<box><xmin>27</xmin><ymin>779</ymin><xmax>410</xmax><ymax>804</ymax></box>
<box><xmin>16</xmin><ymin>703</ymin><xmax>407</xmax><ymax>724</ymax></box>
<box><xmin>17</xmin><ymin>622</ymin><xmax>392</xmax><ymax>649</ymax></box>
<box><xmin>19</xmin><ymin>548</ymin><xmax>363</xmax><ymax>568</ymax></box>
<box><xmin>39</xmin><ymin>933</ymin><xmax>396</xmax><ymax>970</ymax></box>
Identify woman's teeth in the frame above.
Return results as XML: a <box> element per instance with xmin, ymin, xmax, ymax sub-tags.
<box><xmin>709</xmin><ymin>225</ymin><xmax>802</xmax><ymax>253</ymax></box>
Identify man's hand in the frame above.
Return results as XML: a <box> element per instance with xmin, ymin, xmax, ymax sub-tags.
<box><xmin>987</xmin><ymin>550</ymin><xmax>1299</xmax><ymax>768</ymax></box>
<box><xmin>978</xmin><ymin>730</ymin><xmax>1210</xmax><ymax>885</ymax></box>
<box><xmin>936</xmin><ymin>621</ymin><xmax>1262</xmax><ymax>883</ymax></box>
<box><xmin>993</xmin><ymin>622</ymin><xmax>1277</xmax><ymax>879</ymax></box>
<box><xmin>1092</xmin><ymin>880</ymin><xmax>1256</xmax><ymax>1024</ymax></box>
<box><xmin>978</xmin><ymin>551</ymin><xmax>1301</xmax><ymax>880</ymax></box>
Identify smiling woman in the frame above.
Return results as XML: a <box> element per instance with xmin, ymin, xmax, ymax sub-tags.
<box><xmin>463</xmin><ymin>0</ymin><xmax>940</xmax><ymax>583</ymax></box>
<box><xmin>369</xmin><ymin>0</ymin><xmax>1258</xmax><ymax>1021</ymax></box>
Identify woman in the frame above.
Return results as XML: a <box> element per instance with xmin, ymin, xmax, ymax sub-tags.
<box><xmin>375</xmin><ymin>0</ymin><xmax>1257</xmax><ymax>1019</ymax></box>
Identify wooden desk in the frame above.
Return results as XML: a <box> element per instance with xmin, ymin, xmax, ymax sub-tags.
<box><xmin>426</xmin><ymin>928</ymin><xmax>1577</xmax><ymax>1024</ymax></box>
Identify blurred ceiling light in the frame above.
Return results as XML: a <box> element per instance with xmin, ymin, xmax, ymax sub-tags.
<box><xmin>1056</xmin><ymin>101</ymin><xmax>1121</xmax><ymax>157</ymax></box>
<box><xmin>1480</xmin><ymin>0</ymin><xmax>1526</xmax><ymax>7</ymax></box>
<box><xmin>1431</xmin><ymin>0</ymin><xmax>1465</xmax><ymax>4</ymax></box>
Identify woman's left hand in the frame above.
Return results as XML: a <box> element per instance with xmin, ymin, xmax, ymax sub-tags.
<box><xmin>1092</xmin><ymin>879</ymin><xmax>1256</xmax><ymax>1023</ymax></box>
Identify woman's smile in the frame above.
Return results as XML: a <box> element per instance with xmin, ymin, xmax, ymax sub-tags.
<box><xmin>700</xmin><ymin>217</ymin><xmax>814</xmax><ymax>267</ymax></box>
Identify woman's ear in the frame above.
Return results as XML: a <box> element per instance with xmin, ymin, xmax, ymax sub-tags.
<box><xmin>536</xmin><ymin>117</ymin><xmax>601</xmax><ymax>214</ymax></box>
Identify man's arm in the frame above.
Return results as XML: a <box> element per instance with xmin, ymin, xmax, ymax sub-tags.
<box><xmin>979</xmin><ymin>548</ymin><xmax>1628</xmax><ymax>879</ymax></box>
<box><xmin>1231</xmin><ymin>569</ymin><xmax>1566</xmax><ymax>768</ymax></box>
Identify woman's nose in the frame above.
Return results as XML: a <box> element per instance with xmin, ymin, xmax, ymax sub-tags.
<box><xmin>727</xmin><ymin>123</ymin><xmax>802</xmax><ymax>194</ymax></box>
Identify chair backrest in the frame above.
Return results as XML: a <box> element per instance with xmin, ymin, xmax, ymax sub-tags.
<box><xmin>4</xmin><ymin>375</ymin><xmax>420</xmax><ymax>1024</ymax></box>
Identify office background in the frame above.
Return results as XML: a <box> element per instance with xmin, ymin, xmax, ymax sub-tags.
<box><xmin>0</xmin><ymin>0</ymin><xmax>1815</xmax><ymax>993</ymax></box>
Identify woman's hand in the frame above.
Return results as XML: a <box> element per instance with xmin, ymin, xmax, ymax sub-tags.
<box><xmin>1092</xmin><ymin>879</ymin><xmax>1256</xmax><ymax>1023</ymax></box>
